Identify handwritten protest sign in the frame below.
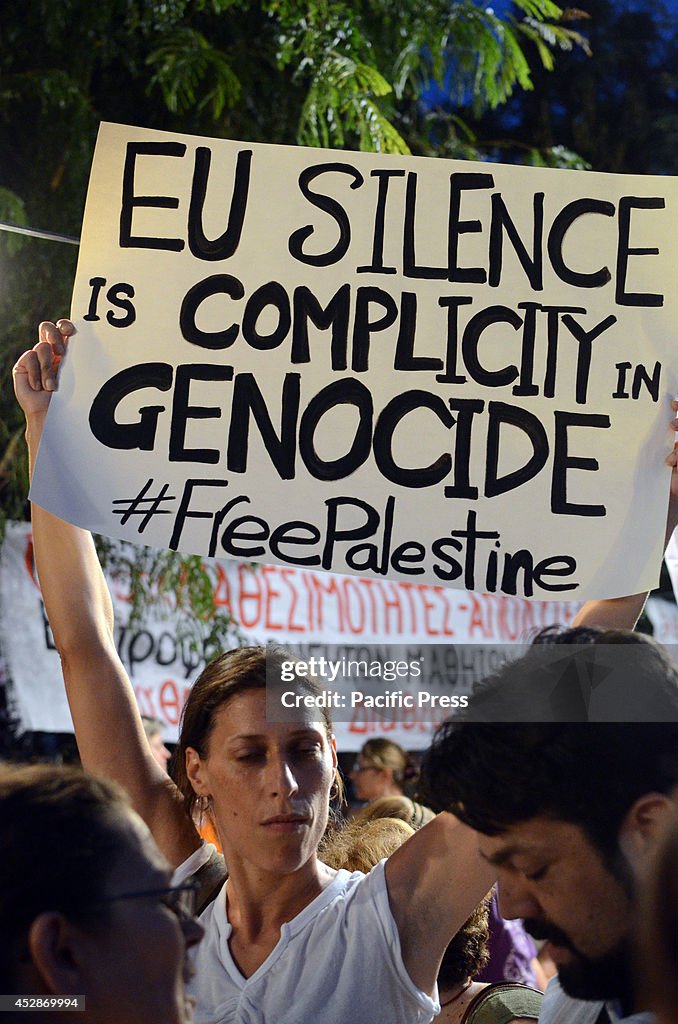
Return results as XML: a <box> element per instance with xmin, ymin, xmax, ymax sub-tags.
<box><xmin>31</xmin><ymin>121</ymin><xmax>678</xmax><ymax>599</ymax></box>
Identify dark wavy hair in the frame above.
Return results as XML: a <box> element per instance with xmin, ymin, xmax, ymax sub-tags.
<box><xmin>437</xmin><ymin>896</ymin><xmax>491</xmax><ymax>989</ymax></box>
<box><xmin>420</xmin><ymin>628</ymin><xmax>678</xmax><ymax>860</ymax></box>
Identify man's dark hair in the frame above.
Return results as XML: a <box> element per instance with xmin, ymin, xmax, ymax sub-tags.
<box><xmin>0</xmin><ymin>764</ymin><xmax>131</xmax><ymax>990</ymax></box>
<box><xmin>420</xmin><ymin>627</ymin><xmax>678</xmax><ymax>859</ymax></box>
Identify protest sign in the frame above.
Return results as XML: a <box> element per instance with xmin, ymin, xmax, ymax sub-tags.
<box><xmin>0</xmin><ymin>522</ymin><xmax>582</xmax><ymax>747</ymax></box>
<box><xmin>31</xmin><ymin>122</ymin><xmax>678</xmax><ymax>599</ymax></box>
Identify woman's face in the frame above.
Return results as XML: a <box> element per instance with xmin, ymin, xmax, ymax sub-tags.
<box><xmin>186</xmin><ymin>689</ymin><xmax>337</xmax><ymax>876</ymax></box>
<box><xmin>350</xmin><ymin>755</ymin><xmax>392</xmax><ymax>802</ymax></box>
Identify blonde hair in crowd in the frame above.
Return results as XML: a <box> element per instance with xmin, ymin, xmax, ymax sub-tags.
<box><xmin>354</xmin><ymin>795</ymin><xmax>435</xmax><ymax>829</ymax></box>
<box><xmin>359</xmin><ymin>738</ymin><xmax>410</xmax><ymax>790</ymax></box>
<box><xmin>320</xmin><ymin>817</ymin><xmax>415</xmax><ymax>872</ymax></box>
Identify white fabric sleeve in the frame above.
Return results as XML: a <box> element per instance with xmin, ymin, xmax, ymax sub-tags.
<box><xmin>362</xmin><ymin>860</ymin><xmax>440</xmax><ymax>1016</ymax></box>
<box><xmin>171</xmin><ymin>841</ymin><xmax>217</xmax><ymax>886</ymax></box>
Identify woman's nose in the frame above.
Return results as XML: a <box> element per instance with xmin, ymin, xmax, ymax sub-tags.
<box><xmin>267</xmin><ymin>755</ymin><xmax>299</xmax><ymax>797</ymax></box>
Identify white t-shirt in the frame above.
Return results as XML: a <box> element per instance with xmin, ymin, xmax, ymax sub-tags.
<box><xmin>174</xmin><ymin>849</ymin><xmax>439</xmax><ymax>1024</ymax></box>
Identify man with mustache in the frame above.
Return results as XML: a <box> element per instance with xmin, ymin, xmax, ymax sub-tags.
<box><xmin>421</xmin><ymin>628</ymin><xmax>678</xmax><ymax>1024</ymax></box>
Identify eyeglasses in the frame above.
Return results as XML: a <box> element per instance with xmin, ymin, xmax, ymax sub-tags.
<box><xmin>96</xmin><ymin>881</ymin><xmax>200</xmax><ymax>921</ymax></box>
<box><xmin>351</xmin><ymin>762</ymin><xmax>377</xmax><ymax>773</ymax></box>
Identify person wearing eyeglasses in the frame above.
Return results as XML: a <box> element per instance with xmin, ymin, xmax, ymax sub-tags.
<box><xmin>14</xmin><ymin>320</ymin><xmax>672</xmax><ymax>1024</ymax></box>
<box><xmin>0</xmin><ymin>762</ymin><xmax>203</xmax><ymax>1024</ymax></box>
<box><xmin>350</xmin><ymin>738</ymin><xmax>412</xmax><ymax>805</ymax></box>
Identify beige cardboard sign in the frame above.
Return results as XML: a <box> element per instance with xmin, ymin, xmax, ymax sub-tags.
<box><xmin>31</xmin><ymin>122</ymin><xmax>678</xmax><ymax>599</ymax></box>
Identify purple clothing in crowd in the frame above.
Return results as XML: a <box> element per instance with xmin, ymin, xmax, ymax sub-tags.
<box><xmin>475</xmin><ymin>893</ymin><xmax>539</xmax><ymax>986</ymax></box>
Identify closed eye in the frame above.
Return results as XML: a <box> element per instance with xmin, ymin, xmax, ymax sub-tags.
<box><xmin>525</xmin><ymin>865</ymin><xmax>549</xmax><ymax>882</ymax></box>
<box><xmin>293</xmin><ymin>743</ymin><xmax>322</xmax><ymax>756</ymax></box>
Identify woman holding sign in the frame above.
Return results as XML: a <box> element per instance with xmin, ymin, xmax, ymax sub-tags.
<box><xmin>13</xmin><ymin>320</ymin><xmax>678</xmax><ymax>1024</ymax></box>
<box><xmin>15</xmin><ymin>319</ymin><xmax>497</xmax><ymax>1024</ymax></box>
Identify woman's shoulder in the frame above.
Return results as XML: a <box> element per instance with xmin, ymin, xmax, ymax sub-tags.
<box><xmin>171</xmin><ymin>842</ymin><xmax>227</xmax><ymax>916</ymax></box>
<box><xmin>462</xmin><ymin>983</ymin><xmax>543</xmax><ymax>1024</ymax></box>
<box><xmin>193</xmin><ymin>849</ymin><xmax>228</xmax><ymax>915</ymax></box>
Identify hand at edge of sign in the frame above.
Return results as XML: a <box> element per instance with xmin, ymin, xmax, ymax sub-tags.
<box><xmin>12</xmin><ymin>319</ymin><xmax>75</xmax><ymax>423</ymax></box>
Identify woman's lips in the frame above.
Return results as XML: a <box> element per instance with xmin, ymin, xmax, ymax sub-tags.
<box><xmin>261</xmin><ymin>814</ymin><xmax>309</xmax><ymax>832</ymax></box>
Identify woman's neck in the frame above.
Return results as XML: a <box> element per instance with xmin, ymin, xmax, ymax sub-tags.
<box><xmin>225</xmin><ymin>854</ymin><xmax>335</xmax><ymax>940</ymax></box>
<box><xmin>223</xmin><ymin>855</ymin><xmax>336</xmax><ymax>980</ymax></box>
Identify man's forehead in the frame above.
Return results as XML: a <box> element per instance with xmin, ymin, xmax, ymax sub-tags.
<box><xmin>477</xmin><ymin>817</ymin><xmax>580</xmax><ymax>863</ymax></box>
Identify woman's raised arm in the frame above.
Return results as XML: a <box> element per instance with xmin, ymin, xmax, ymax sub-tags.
<box><xmin>13</xmin><ymin>320</ymin><xmax>200</xmax><ymax>866</ymax></box>
<box><xmin>384</xmin><ymin>812</ymin><xmax>496</xmax><ymax>996</ymax></box>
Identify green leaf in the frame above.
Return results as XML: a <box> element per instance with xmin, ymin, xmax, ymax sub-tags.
<box><xmin>510</xmin><ymin>0</ymin><xmax>563</xmax><ymax>21</ymax></box>
<box><xmin>147</xmin><ymin>28</ymin><xmax>241</xmax><ymax>120</ymax></box>
<box><xmin>298</xmin><ymin>52</ymin><xmax>409</xmax><ymax>153</ymax></box>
